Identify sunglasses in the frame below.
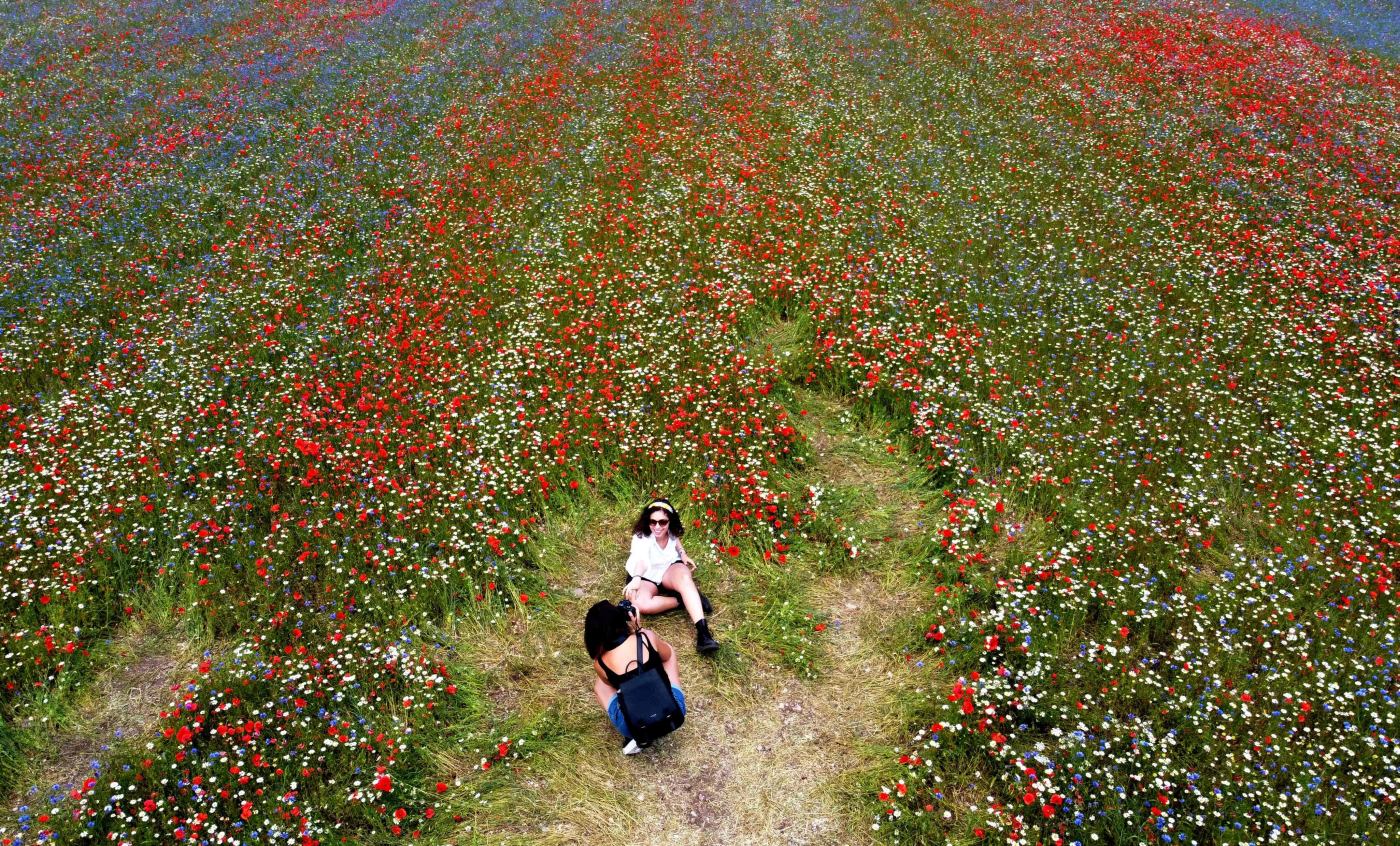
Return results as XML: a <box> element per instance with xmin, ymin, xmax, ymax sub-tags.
<box><xmin>649</xmin><ymin>518</ymin><xmax>669</xmax><ymax>526</ymax></box>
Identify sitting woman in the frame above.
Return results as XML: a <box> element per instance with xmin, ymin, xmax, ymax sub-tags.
<box><xmin>623</xmin><ymin>498</ymin><xmax>720</xmax><ymax>655</ymax></box>
<box><xmin>585</xmin><ymin>599</ymin><xmax>686</xmax><ymax>755</ymax></box>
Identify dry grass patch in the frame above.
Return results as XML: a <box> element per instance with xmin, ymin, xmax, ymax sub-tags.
<box><xmin>463</xmin><ymin>599</ymin><xmax>913</xmax><ymax>846</ymax></box>
<box><xmin>447</xmin><ymin>550</ymin><xmax>929</xmax><ymax>845</ymax></box>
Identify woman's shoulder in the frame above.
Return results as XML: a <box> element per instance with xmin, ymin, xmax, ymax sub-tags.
<box><xmin>606</xmin><ymin>629</ymin><xmax>659</xmax><ymax>651</ymax></box>
<box><xmin>600</xmin><ymin>631</ymin><xmax>652</xmax><ymax>666</ymax></box>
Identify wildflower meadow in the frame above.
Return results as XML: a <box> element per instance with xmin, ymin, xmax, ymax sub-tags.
<box><xmin>0</xmin><ymin>0</ymin><xmax>1395</xmax><ymax>843</ymax></box>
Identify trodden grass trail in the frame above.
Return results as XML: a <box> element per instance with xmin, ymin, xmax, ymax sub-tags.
<box><xmin>3</xmin><ymin>619</ymin><xmax>208</xmax><ymax>818</ymax></box>
<box><xmin>439</xmin><ymin>333</ymin><xmax>946</xmax><ymax>845</ymax></box>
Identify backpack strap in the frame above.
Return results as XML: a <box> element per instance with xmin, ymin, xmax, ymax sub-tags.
<box><xmin>634</xmin><ymin>631</ymin><xmax>656</xmax><ymax>671</ymax></box>
<box><xmin>618</xmin><ymin>631</ymin><xmax>646</xmax><ymax>674</ymax></box>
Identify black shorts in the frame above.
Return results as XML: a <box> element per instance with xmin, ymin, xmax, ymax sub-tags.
<box><xmin>626</xmin><ymin>572</ymin><xmax>665</xmax><ymax>588</ymax></box>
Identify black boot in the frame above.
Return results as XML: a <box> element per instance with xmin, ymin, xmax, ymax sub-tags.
<box><xmin>695</xmin><ymin>618</ymin><xmax>720</xmax><ymax>655</ymax></box>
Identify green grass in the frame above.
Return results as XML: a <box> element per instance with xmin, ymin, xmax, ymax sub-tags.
<box><xmin>727</xmin><ymin>552</ymin><xmax>828</xmax><ymax>679</ymax></box>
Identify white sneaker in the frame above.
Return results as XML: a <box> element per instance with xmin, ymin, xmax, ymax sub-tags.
<box><xmin>622</xmin><ymin>739</ymin><xmax>642</xmax><ymax>755</ymax></box>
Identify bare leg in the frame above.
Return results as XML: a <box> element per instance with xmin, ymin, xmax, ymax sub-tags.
<box><xmin>594</xmin><ymin>677</ymin><xmax>617</xmax><ymax>713</ymax></box>
<box><xmin>661</xmin><ymin>648</ymin><xmax>681</xmax><ymax>689</ymax></box>
<box><xmin>640</xmin><ymin>594</ymin><xmax>680</xmax><ymax>614</ymax></box>
<box><xmin>661</xmin><ymin>563</ymin><xmax>705</xmax><ymax>624</ymax></box>
<box><xmin>629</xmin><ymin>581</ymin><xmax>679</xmax><ymax>616</ymax></box>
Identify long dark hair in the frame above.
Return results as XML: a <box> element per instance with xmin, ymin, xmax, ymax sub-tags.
<box><xmin>584</xmin><ymin>600</ymin><xmax>632</xmax><ymax>660</ymax></box>
<box><xmin>631</xmin><ymin>498</ymin><xmax>685</xmax><ymax>539</ymax></box>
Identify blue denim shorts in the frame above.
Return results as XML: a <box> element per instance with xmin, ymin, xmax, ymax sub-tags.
<box><xmin>607</xmin><ymin>686</ymin><xmax>686</xmax><ymax>740</ymax></box>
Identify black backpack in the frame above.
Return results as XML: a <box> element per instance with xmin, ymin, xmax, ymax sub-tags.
<box><xmin>616</xmin><ymin>632</ymin><xmax>684</xmax><ymax>744</ymax></box>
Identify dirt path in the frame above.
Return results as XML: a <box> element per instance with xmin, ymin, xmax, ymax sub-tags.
<box><xmin>448</xmin><ymin>358</ymin><xmax>940</xmax><ymax>845</ymax></box>
<box><xmin>614</xmin><ymin>568</ymin><xmax>920</xmax><ymax>846</ymax></box>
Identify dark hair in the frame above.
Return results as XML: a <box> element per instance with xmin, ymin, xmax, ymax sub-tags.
<box><xmin>584</xmin><ymin>600</ymin><xmax>632</xmax><ymax>660</ymax></box>
<box><xmin>631</xmin><ymin>498</ymin><xmax>685</xmax><ymax>539</ymax></box>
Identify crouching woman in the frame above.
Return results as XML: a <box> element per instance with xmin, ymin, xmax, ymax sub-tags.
<box><xmin>584</xmin><ymin>599</ymin><xmax>686</xmax><ymax>755</ymax></box>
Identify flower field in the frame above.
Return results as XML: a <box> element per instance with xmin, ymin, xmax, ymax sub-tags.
<box><xmin>0</xmin><ymin>0</ymin><xmax>1395</xmax><ymax>843</ymax></box>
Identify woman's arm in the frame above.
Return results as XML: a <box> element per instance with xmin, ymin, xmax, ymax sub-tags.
<box><xmin>643</xmin><ymin>630</ymin><xmax>674</xmax><ymax>663</ymax></box>
<box><xmin>623</xmin><ymin>536</ymin><xmax>646</xmax><ymax>598</ymax></box>
<box><xmin>676</xmin><ymin>540</ymin><xmax>696</xmax><ymax>571</ymax></box>
<box><xmin>624</xmin><ymin>535</ymin><xmax>647</xmax><ymax>578</ymax></box>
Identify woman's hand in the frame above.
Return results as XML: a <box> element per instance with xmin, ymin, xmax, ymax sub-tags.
<box><xmin>683</xmin><ymin>556</ymin><xmax>697</xmax><ymax>573</ymax></box>
<box><xmin>624</xmin><ymin>577</ymin><xmax>642</xmax><ymax>601</ymax></box>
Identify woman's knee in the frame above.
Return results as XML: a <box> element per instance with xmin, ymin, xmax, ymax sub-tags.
<box><xmin>663</xmin><ymin>563</ymin><xmax>695</xmax><ymax>591</ymax></box>
<box><xmin>630</xmin><ymin>581</ymin><xmax>658</xmax><ymax>604</ymax></box>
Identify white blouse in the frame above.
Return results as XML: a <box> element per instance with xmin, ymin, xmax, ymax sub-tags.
<box><xmin>626</xmin><ymin>534</ymin><xmax>684</xmax><ymax>584</ymax></box>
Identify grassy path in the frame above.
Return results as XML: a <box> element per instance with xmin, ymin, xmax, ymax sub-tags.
<box><xmin>439</xmin><ymin>324</ymin><xmax>943</xmax><ymax>845</ymax></box>
<box><xmin>3</xmin><ymin>617</ymin><xmax>206</xmax><ymax>815</ymax></box>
